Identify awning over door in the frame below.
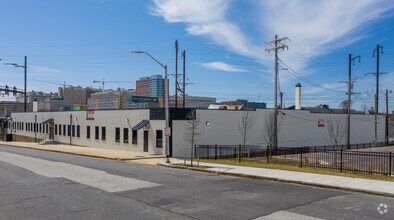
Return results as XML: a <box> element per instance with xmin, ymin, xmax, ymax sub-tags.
<box><xmin>132</xmin><ymin>120</ymin><xmax>150</xmax><ymax>130</ymax></box>
<box><xmin>42</xmin><ymin>118</ymin><xmax>54</xmax><ymax>124</ymax></box>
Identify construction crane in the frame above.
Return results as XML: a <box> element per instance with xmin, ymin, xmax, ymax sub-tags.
<box><xmin>32</xmin><ymin>79</ymin><xmax>72</xmax><ymax>89</ymax></box>
<box><xmin>93</xmin><ymin>79</ymin><xmax>133</xmax><ymax>91</ymax></box>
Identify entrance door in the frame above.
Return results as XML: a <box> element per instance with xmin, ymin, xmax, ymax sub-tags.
<box><xmin>49</xmin><ymin>127</ymin><xmax>54</xmax><ymax>140</ymax></box>
<box><xmin>143</xmin><ymin>131</ymin><xmax>149</xmax><ymax>152</ymax></box>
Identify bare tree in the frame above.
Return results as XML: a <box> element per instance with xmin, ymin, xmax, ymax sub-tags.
<box><xmin>368</xmin><ymin>107</ymin><xmax>375</xmax><ymax>115</ymax></box>
<box><xmin>184</xmin><ymin>109</ymin><xmax>201</xmax><ymax>165</ymax></box>
<box><xmin>263</xmin><ymin>110</ymin><xmax>282</xmax><ymax>147</ymax></box>
<box><xmin>360</xmin><ymin>104</ymin><xmax>368</xmax><ymax>114</ymax></box>
<box><xmin>238</xmin><ymin>110</ymin><xmax>256</xmax><ymax>147</ymax></box>
<box><xmin>326</xmin><ymin>118</ymin><xmax>345</xmax><ymax>166</ymax></box>
<box><xmin>339</xmin><ymin>100</ymin><xmax>351</xmax><ymax>114</ymax></box>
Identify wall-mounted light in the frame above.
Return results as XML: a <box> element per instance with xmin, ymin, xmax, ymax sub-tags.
<box><xmin>75</xmin><ymin>118</ymin><xmax>78</xmax><ymax>121</ymax></box>
<box><xmin>41</xmin><ymin>117</ymin><xmax>43</xmax><ymax>120</ymax></box>
<box><xmin>125</xmin><ymin>118</ymin><xmax>129</xmax><ymax>122</ymax></box>
<box><xmin>205</xmin><ymin>122</ymin><xmax>211</xmax><ymax>126</ymax></box>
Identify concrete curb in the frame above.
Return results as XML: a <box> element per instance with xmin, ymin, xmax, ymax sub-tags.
<box><xmin>0</xmin><ymin>142</ymin><xmax>165</xmax><ymax>161</ymax></box>
<box><xmin>159</xmin><ymin>163</ymin><xmax>394</xmax><ymax>198</ymax></box>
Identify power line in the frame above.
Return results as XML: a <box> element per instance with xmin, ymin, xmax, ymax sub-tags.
<box><xmin>278</xmin><ymin>59</ymin><xmax>346</xmax><ymax>94</ymax></box>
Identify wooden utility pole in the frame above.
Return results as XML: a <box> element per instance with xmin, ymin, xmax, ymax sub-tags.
<box><xmin>386</xmin><ymin>89</ymin><xmax>389</xmax><ymax>145</ymax></box>
<box><xmin>347</xmin><ymin>54</ymin><xmax>360</xmax><ymax>149</ymax></box>
<box><xmin>175</xmin><ymin>40</ymin><xmax>179</xmax><ymax>108</ymax></box>
<box><xmin>368</xmin><ymin>44</ymin><xmax>385</xmax><ymax>144</ymax></box>
<box><xmin>182</xmin><ymin>50</ymin><xmax>186</xmax><ymax>108</ymax></box>
<box><xmin>24</xmin><ymin>56</ymin><xmax>27</xmax><ymax>112</ymax></box>
<box><xmin>265</xmin><ymin>35</ymin><xmax>289</xmax><ymax>149</ymax></box>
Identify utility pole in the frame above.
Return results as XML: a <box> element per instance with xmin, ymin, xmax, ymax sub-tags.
<box><xmin>175</xmin><ymin>40</ymin><xmax>179</xmax><ymax>108</ymax></box>
<box><xmin>386</xmin><ymin>89</ymin><xmax>389</xmax><ymax>145</ymax></box>
<box><xmin>24</xmin><ymin>56</ymin><xmax>27</xmax><ymax>112</ymax></box>
<box><xmin>265</xmin><ymin>35</ymin><xmax>289</xmax><ymax>149</ymax></box>
<box><xmin>368</xmin><ymin>44</ymin><xmax>385</xmax><ymax>144</ymax></box>
<box><xmin>346</xmin><ymin>54</ymin><xmax>360</xmax><ymax>149</ymax></box>
<box><xmin>182</xmin><ymin>50</ymin><xmax>186</xmax><ymax>108</ymax></box>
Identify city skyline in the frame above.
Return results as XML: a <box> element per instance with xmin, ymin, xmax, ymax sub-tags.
<box><xmin>0</xmin><ymin>0</ymin><xmax>394</xmax><ymax>112</ymax></box>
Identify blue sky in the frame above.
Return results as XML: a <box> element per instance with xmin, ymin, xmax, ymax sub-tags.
<box><xmin>1</xmin><ymin>0</ymin><xmax>394</xmax><ymax>112</ymax></box>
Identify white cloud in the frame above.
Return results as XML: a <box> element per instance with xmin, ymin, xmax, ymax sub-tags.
<box><xmin>150</xmin><ymin>0</ymin><xmax>265</xmax><ymax>61</ymax></box>
<box><xmin>151</xmin><ymin>0</ymin><xmax>394</xmax><ymax>80</ymax></box>
<box><xmin>259</xmin><ymin>0</ymin><xmax>394</xmax><ymax>71</ymax></box>
<box><xmin>29</xmin><ymin>65</ymin><xmax>60</xmax><ymax>73</ymax></box>
<box><xmin>200</xmin><ymin>61</ymin><xmax>248</xmax><ymax>72</ymax></box>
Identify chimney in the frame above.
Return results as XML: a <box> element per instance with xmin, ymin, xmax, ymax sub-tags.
<box><xmin>295</xmin><ymin>83</ymin><xmax>301</xmax><ymax>110</ymax></box>
<box><xmin>33</xmin><ymin>99</ymin><xmax>38</xmax><ymax>112</ymax></box>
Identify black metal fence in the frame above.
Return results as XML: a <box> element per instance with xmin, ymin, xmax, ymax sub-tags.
<box><xmin>196</xmin><ymin>141</ymin><xmax>394</xmax><ymax>176</ymax></box>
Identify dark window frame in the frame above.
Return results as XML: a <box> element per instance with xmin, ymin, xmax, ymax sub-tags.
<box><xmin>87</xmin><ymin>126</ymin><xmax>91</xmax><ymax>139</ymax></box>
<box><xmin>95</xmin><ymin>126</ymin><xmax>99</xmax><ymax>140</ymax></box>
<box><xmin>115</xmin><ymin>127</ymin><xmax>120</xmax><ymax>143</ymax></box>
<box><xmin>77</xmin><ymin>125</ymin><xmax>80</xmax><ymax>138</ymax></box>
<box><xmin>101</xmin><ymin>127</ymin><xmax>106</xmax><ymax>141</ymax></box>
<box><xmin>123</xmin><ymin>128</ymin><xmax>128</xmax><ymax>144</ymax></box>
<box><xmin>156</xmin><ymin>130</ymin><xmax>163</xmax><ymax>148</ymax></box>
<box><xmin>132</xmin><ymin>130</ymin><xmax>137</xmax><ymax>145</ymax></box>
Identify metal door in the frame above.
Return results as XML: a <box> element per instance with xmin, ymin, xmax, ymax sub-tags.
<box><xmin>143</xmin><ymin>131</ymin><xmax>149</xmax><ymax>152</ymax></box>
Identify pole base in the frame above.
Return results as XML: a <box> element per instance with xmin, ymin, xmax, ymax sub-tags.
<box><xmin>165</xmin><ymin>155</ymin><xmax>170</xmax><ymax>163</ymax></box>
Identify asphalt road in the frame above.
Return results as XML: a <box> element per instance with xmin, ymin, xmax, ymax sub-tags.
<box><xmin>0</xmin><ymin>145</ymin><xmax>393</xmax><ymax>220</ymax></box>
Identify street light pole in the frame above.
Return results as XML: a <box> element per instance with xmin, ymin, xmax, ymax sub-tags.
<box><xmin>132</xmin><ymin>51</ymin><xmax>170</xmax><ymax>163</ymax></box>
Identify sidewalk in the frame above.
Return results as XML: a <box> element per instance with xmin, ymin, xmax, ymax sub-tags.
<box><xmin>160</xmin><ymin>159</ymin><xmax>394</xmax><ymax>197</ymax></box>
<box><xmin>0</xmin><ymin>141</ymin><xmax>165</xmax><ymax>161</ymax></box>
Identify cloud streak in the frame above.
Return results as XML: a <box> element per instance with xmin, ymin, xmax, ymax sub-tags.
<box><xmin>151</xmin><ymin>0</ymin><xmax>394</xmax><ymax>78</ymax></box>
<box><xmin>200</xmin><ymin>62</ymin><xmax>248</xmax><ymax>72</ymax></box>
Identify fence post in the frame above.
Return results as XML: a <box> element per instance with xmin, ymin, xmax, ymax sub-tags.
<box><xmin>389</xmin><ymin>152</ymin><xmax>392</xmax><ymax>177</ymax></box>
<box><xmin>214</xmin><ymin>144</ymin><xmax>217</xmax><ymax>160</ymax></box>
<box><xmin>266</xmin><ymin>147</ymin><xmax>269</xmax><ymax>164</ymax></box>
<box><xmin>238</xmin><ymin>144</ymin><xmax>241</xmax><ymax>163</ymax></box>
<box><xmin>300</xmin><ymin>148</ymin><xmax>303</xmax><ymax>168</ymax></box>
<box><xmin>340</xmin><ymin>149</ymin><xmax>343</xmax><ymax>172</ymax></box>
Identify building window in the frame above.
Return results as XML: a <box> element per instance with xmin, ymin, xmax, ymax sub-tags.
<box><xmin>63</xmin><ymin>124</ymin><xmax>66</xmax><ymax>136</ymax></box>
<box><xmin>115</xmin><ymin>127</ymin><xmax>120</xmax><ymax>143</ymax></box>
<box><xmin>132</xmin><ymin>130</ymin><xmax>137</xmax><ymax>145</ymax></box>
<box><xmin>55</xmin><ymin>124</ymin><xmax>57</xmax><ymax>135</ymax></box>
<box><xmin>123</xmin><ymin>128</ymin><xmax>128</xmax><ymax>144</ymax></box>
<box><xmin>102</xmin><ymin>127</ymin><xmax>106</xmax><ymax>141</ymax></box>
<box><xmin>46</xmin><ymin>124</ymin><xmax>49</xmax><ymax>134</ymax></box>
<box><xmin>87</xmin><ymin>126</ymin><xmax>90</xmax><ymax>139</ymax></box>
<box><xmin>77</xmin><ymin>125</ymin><xmax>80</xmax><ymax>138</ymax></box>
<box><xmin>59</xmin><ymin>124</ymin><xmax>62</xmax><ymax>136</ymax></box>
<box><xmin>72</xmin><ymin>125</ymin><xmax>75</xmax><ymax>137</ymax></box>
<box><xmin>156</xmin><ymin>130</ymin><xmax>163</xmax><ymax>148</ymax></box>
<box><xmin>95</xmin><ymin>126</ymin><xmax>99</xmax><ymax>140</ymax></box>
<box><xmin>68</xmin><ymin>125</ymin><xmax>71</xmax><ymax>136</ymax></box>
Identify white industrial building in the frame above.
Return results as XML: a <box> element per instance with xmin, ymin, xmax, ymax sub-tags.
<box><xmin>8</xmin><ymin>108</ymin><xmax>385</xmax><ymax>158</ymax></box>
<box><xmin>6</xmin><ymin>83</ymin><xmax>386</xmax><ymax>157</ymax></box>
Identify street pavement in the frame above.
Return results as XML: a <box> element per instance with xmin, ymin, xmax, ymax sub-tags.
<box><xmin>0</xmin><ymin>144</ymin><xmax>393</xmax><ymax>219</ymax></box>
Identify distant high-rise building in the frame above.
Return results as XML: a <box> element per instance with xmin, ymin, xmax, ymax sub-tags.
<box><xmin>136</xmin><ymin>75</ymin><xmax>165</xmax><ymax>98</ymax></box>
<box><xmin>136</xmin><ymin>77</ymin><xmax>151</xmax><ymax>96</ymax></box>
<box><xmin>150</xmin><ymin>75</ymin><xmax>163</xmax><ymax>98</ymax></box>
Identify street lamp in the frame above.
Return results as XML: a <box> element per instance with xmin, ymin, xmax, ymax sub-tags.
<box><xmin>132</xmin><ymin>50</ymin><xmax>170</xmax><ymax>163</ymax></box>
<box><xmin>4</xmin><ymin>56</ymin><xmax>27</xmax><ymax>112</ymax></box>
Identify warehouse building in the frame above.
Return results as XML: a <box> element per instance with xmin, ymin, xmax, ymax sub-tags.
<box><xmin>8</xmin><ymin>108</ymin><xmax>386</xmax><ymax>157</ymax></box>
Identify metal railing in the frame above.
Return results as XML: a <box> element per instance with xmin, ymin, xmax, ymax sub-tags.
<box><xmin>196</xmin><ymin>141</ymin><xmax>394</xmax><ymax>176</ymax></box>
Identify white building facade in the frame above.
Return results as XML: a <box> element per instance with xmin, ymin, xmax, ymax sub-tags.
<box><xmin>9</xmin><ymin>108</ymin><xmax>386</xmax><ymax>157</ymax></box>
